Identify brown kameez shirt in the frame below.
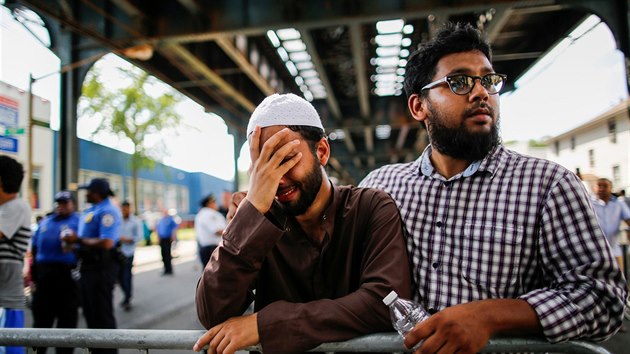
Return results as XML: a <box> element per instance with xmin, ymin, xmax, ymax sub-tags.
<box><xmin>196</xmin><ymin>185</ymin><xmax>412</xmax><ymax>354</ymax></box>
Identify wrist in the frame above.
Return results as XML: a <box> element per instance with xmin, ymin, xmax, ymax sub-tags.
<box><xmin>474</xmin><ymin>299</ymin><xmax>541</xmax><ymax>336</ymax></box>
<box><xmin>245</xmin><ymin>196</ymin><xmax>270</xmax><ymax>215</ymax></box>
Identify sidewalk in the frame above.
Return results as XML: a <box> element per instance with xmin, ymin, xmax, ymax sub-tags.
<box><xmin>24</xmin><ymin>240</ymin><xmax>204</xmax><ymax>330</ymax></box>
<box><xmin>114</xmin><ymin>240</ymin><xmax>203</xmax><ymax>329</ymax></box>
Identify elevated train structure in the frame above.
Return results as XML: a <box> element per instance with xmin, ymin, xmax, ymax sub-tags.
<box><xmin>4</xmin><ymin>0</ymin><xmax>629</xmax><ymax>188</ymax></box>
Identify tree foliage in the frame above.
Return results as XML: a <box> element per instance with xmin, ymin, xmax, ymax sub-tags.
<box><xmin>79</xmin><ymin>64</ymin><xmax>183</xmax><ymax>211</ymax></box>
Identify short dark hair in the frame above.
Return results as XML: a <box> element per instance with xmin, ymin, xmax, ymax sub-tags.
<box><xmin>597</xmin><ymin>178</ymin><xmax>612</xmax><ymax>185</ymax></box>
<box><xmin>287</xmin><ymin>125</ymin><xmax>326</xmax><ymax>153</ymax></box>
<box><xmin>200</xmin><ymin>194</ymin><xmax>216</xmax><ymax>208</ymax></box>
<box><xmin>0</xmin><ymin>156</ymin><xmax>25</xmax><ymax>194</ymax></box>
<box><xmin>404</xmin><ymin>22</ymin><xmax>492</xmax><ymax>98</ymax></box>
<box><xmin>122</xmin><ymin>201</ymin><xmax>131</xmax><ymax>207</ymax></box>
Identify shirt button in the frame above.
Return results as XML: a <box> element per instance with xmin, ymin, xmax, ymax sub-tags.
<box><xmin>436</xmin><ymin>221</ymin><xmax>442</xmax><ymax>227</ymax></box>
<box><xmin>432</xmin><ymin>262</ymin><xmax>439</xmax><ymax>269</ymax></box>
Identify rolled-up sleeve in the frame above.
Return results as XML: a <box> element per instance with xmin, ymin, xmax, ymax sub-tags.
<box><xmin>519</xmin><ymin>172</ymin><xmax>627</xmax><ymax>342</ymax></box>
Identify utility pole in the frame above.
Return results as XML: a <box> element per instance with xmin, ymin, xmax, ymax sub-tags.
<box><xmin>27</xmin><ymin>73</ymin><xmax>34</xmax><ymax>207</ymax></box>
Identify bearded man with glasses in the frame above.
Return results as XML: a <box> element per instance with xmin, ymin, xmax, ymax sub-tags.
<box><xmin>360</xmin><ymin>22</ymin><xmax>626</xmax><ymax>354</ymax></box>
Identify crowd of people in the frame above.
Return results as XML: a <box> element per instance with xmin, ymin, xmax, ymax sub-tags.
<box><xmin>1</xmin><ymin>22</ymin><xmax>629</xmax><ymax>354</ymax></box>
<box><xmin>0</xmin><ymin>160</ymin><xmax>185</xmax><ymax>354</ymax></box>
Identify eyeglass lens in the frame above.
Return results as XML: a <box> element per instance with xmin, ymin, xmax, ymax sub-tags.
<box><xmin>447</xmin><ymin>74</ymin><xmax>504</xmax><ymax>94</ymax></box>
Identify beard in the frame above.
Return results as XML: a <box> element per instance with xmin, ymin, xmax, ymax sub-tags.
<box><xmin>278</xmin><ymin>156</ymin><xmax>323</xmax><ymax>216</ymax></box>
<box><xmin>426</xmin><ymin>101</ymin><xmax>501</xmax><ymax>161</ymax></box>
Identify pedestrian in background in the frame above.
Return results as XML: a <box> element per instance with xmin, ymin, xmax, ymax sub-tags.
<box><xmin>0</xmin><ymin>156</ymin><xmax>32</xmax><ymax>354</ymax></box>
<box><xmin>217</xmin><ymin>191</ymin><xmax>231</xmax><ymax>218</ymax></box>
<box><xmin>62</xmin><ymin>178</ymin><xmax>121</xmax><ymax>354</ymax></box>
<box><xmin>141</xmin><ymin>217</ymin><xmax>152</xmax><ymax>246</ymax></box>
<box><xmin>156</xmin><ymin>208</ymin><xmax>178</xmax><ymax>276</ymax></box>
<box><xmin>618</xmin><ymin>189</ymin><xmax>630</xmax><ymax>210</ymax></box>
<box><xmin>30</xmin><ymin>190</ymin><xmax>80</xmax><ymax>354</ymax></box>
<box><xmin>194</xmin><ymin>194</ymin><xmax>225</xmax><ymax>269</ymax></box>
<box><xmin>118</xmin><ymin>201</ymin><xmax>141</xmax><ymax>311</ymax></box>
<box><xmin>592</xmin><ymin>178</ymin><xmax>630</xmax><ymax>269</ymax></box>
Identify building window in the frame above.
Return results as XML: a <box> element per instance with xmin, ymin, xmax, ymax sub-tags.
<box><xmin>554</xmin><ymin>141</ymin><xmax>560</xmax><ymax>155</ymax></box>
<box><xmin>31</xmin><ymin>167</ymin><xmax>41</xmax><ymax>210</ymax></box>
<box><xmin>608</xmin><ymin>119</ymin><xmax>617</xmax><ymax>143</ymax></box>
<box><xmin>588</xmin><ymin>149</ymin><xmax>595</xmax><ymax>168</ymax></box>
<box><xmin>612</xmin><ymin>165</ymin><xmax>621</xmax><ymax>188</ymax></box>
<box><xmin>570</xmin><ymin>136</ymin><xmax>576</xmax><ymax>150</ymax></box>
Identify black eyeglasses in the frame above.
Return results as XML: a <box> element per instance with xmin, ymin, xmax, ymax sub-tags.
<box><xmin>421</xmin><ymin>73</ymin><xmax>507</xmax><ymax>95</ymax></box>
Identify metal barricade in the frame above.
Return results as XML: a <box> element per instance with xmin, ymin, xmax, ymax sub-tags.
<box><xmin>0</xmin><ymin>328</ymin><xmax>614</xmax><ymax>353</ymax></box>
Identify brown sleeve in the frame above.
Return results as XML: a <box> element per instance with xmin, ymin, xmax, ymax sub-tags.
<box><xmin>195</xmin><ymin>200</ymin><xmax>284</xmax><ymax>328</ymax></box>
<box><xmin>256</xmin><ymin>190</ymin><xmax>412</xmax><ymax>354</ymax></box>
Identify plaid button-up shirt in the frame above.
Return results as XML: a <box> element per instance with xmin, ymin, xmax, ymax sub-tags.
<box><xmin>360</xmin><ymin>144</ymin><xmax>627</xmax><ymax>342</ymax></box>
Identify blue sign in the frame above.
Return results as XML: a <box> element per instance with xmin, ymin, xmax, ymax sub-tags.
<box><xmin>0</xmin><ymin>135</ymin><xmax>18</xmax><ymax>153</ymax></box>
<box><xmin>0</xmin><ymin>96</ymin><xmax>19</xmax><ymax>128</ymax></box>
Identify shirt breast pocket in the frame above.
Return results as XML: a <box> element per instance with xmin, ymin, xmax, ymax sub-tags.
<box><xmin>461</xmin><ymin>222</ymin><xmax>524</xmax><ymax>289</ymax></box>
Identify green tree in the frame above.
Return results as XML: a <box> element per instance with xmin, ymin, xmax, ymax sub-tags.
<box><xmin>79</xmin><ymin>64</ymin><xmax>182</xmax><ymax>212</ymax></box>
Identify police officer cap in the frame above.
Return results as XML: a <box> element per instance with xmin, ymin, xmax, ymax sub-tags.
<box><xmin>54</xmin><ymin>190</ymin><xmax>74</xmax><ymax>202</ymax></box>
<box><xmin>78</xmin><ymin>178</ymin><xmax>115</xmax><ymax>197</ymax></box>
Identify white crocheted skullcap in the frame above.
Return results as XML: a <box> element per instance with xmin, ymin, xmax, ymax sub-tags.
<box><xmin>247</xmin><ymin>93</ymin><xmax>324</xmax><ymax>137</ymax></box>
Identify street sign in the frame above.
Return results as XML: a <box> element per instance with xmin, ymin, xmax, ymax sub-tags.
<box><xmin>3</xmin><ymin>127</ymin><xmax>25</xmax><ymax>135</ymax></box>
<box><xmin>0</xmin><ymin>136</ymin><xmax>18</xmax><ymax>153</ymax></box>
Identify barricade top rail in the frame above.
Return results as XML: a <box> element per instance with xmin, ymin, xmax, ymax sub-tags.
<box><xmin>0</xmin><ymin>328</ymin><xmax>613</xmax><ymax>354</ymax></box>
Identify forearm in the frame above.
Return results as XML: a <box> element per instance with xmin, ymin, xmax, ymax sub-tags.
<box><xmin>472</xmin><ymin>298</ymin><xmax>542</xmax><ymax>336</ymax></box>
<box><xmin>80</xmin><ymin>237</ymin><xmax>114</xmax><ymax>249</ymax></box>
<box><xmin>196</xmin><ymin>245</ymin><xmax>258</xmax><ymax>328</ymax></box>
<box><xmin>196</xmin><ymin>201</ymin><xmax>282</xmax><ymax>328</ymax></box>
<box><xmin>120</xmin><ymin>236</ymin><xmax>134</xmax><ymax>244</ymax></box>
<box><xmin>257</xmin><ymin>287</ymin><xmax>393</xmax><ymax>354</ymax></box>
<box><xmin>404</xmin><ymin>298</ymin><xmax>542</xmax><ymax>353</ymax></box>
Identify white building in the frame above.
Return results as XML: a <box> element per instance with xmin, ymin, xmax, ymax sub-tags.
<box><xmin>504</xmin><ymin>140</ymin><xmax>548</xmax><ymax>160</ymax></box>
<box><xmin>545</xmin><ymin>98</ymin><xmax>630</xmax><ymax>192</ymax></box>
<box><xmin>0</xmin><ymin>80</ymin><xmax>54</xmax><ymax>214</ymax></box>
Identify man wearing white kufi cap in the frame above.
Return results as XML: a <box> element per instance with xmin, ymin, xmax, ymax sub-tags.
<box><xmin>195</xmin><ymin>93</ymin><xmax>411</xmax><ymax>354</ymax></box>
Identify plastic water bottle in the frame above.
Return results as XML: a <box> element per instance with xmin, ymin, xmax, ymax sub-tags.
<box><xmin>383</xmin><ymin>290</ymin><xmax>430</xmax><ymax>337</ymax></box>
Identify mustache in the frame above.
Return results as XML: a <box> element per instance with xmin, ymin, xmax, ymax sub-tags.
<box><xmin>463</xmin><ymin>102</ymin><xmax>495</xmax><ymax>118</ymax></box>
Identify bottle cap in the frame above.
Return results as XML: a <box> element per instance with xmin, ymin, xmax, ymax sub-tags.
<box><xmin>382</xmin><ymin>290</ymin><xmax>398</xmax><ymax>306</ymax></box>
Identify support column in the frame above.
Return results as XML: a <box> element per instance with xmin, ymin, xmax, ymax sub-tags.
<box><xmin>57</xmin><ymin>31</ymin><xmax>81</xmax><ymax>191</ymax></box>
<box><xmin>231</xmin><ymin>130</ymin><xmax>246</xmax><ymax>191</ymax></box>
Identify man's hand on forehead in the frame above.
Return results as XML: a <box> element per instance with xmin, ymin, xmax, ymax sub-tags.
<box><xmin>244</xmin><ymin>126</ymin><xmax>303</xmax><ymax>214</ymax></box>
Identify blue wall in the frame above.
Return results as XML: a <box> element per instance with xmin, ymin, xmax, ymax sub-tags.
<box><xmin>79</xmin><ymin>139</ymin><xmax>233</xmax><ymax>214</ymax></box>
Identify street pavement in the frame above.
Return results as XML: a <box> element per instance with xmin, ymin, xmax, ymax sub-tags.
<box><xmin>24</xmin><ymin>239</ymin><xmax>630</xmax><ymax>353</ymax></box>
<box><xmin>24</xmin><ymin>240</ymin><xmax>206</xmax><ymax>353</ymax></box>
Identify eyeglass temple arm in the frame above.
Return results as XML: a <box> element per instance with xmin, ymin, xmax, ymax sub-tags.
<box><xmin>421</xmin><ymin>77</ymin><xmax>448</xmax><ymax>91</ymax></box>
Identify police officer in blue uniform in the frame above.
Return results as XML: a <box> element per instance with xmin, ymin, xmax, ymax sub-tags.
<box><xmin>63</xmin><ymin>178</ymin><xmax>121</xmax><ymax>354</ymax></box>
<box><xmin>31</xmin><ymin>190</ymin><xmax>80</xmax><ymax>354</ymax></box>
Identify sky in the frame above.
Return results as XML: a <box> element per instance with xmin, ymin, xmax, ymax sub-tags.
<box><xmin>0</xmin><ymin>6</ymin><xmax>627</xmax><ymax>181</ymax></box>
